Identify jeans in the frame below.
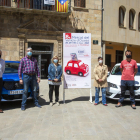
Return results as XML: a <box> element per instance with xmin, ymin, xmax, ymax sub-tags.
<box><xmin>119</xmin><ymin>80</ymin><xmax>135</xmax><ymax>105</ymax></box>
<box><xmin>21</xmin><ymin>74</ymin><xmax>39</xmax><ymax>107</ymax></box>
<box><xmin>0</xmin><ymin>78</ymin><xmax>2</xmax><ymax>108</ymax></box>
<box><xmin>49</xmin><ymin>85</ymin><xmax>60</xmax><ymax>102</ymax></box>
<box><xmin>33</xmin><ymin>0</ymin><xmax>41</xmax><ymax>9</ymax></box>
<box><xmin>95</xmin><ymin>87</ymin><xmax>106</xmax><ymax>104</ymax></box>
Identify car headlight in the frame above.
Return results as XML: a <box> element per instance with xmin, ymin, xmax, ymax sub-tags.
<box><xmin>108</xmin><ymin>82</ymin><xmax>118</xmax><ymax>89</ymax></box>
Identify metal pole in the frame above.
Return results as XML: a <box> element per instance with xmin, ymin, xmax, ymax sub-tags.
<box><xmin>63</xmin><ymin>77</ymin><xmax>65</xmax><ymax>104</ymax></box>
<box><xmin>101</xmin><ymin>0</ymin><xmax>104</xmax><ymax>57</ymax></box>
<box><xmin>89</xmin><ymin>88</ymin><xmax>92</xmax><ymax>103</ymax></box>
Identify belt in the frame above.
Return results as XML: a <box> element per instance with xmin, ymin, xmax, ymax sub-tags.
<box><xmin>24</xmin><ymin>73</ymin><xmax>36</xmax><ymax>76</ymax></box>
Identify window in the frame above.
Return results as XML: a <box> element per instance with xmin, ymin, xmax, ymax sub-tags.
<box><xmin>74</xmin><ymin>64</ymin><xmax>78</xmax><ymax>68</ymax></box>
<box><xmin>4</xmin><ymin>63</ymin><xmax>19</xmax><ymax>74</ymax></box>
<box><xmin>79</xmin><ymin>62</ymin><xmax>83</xmax><ymax>66</ymax></box>
<box><xmin>138</xmin><ymin>13</ymin><xmax>140</xmax><ymax>31</ymax></box>
<box><xmin>119</xmin><ymin>7</ymin><xmax>125</xmax><ymax>27</ymax></box>
<box><xmin>74</xmin><ymin>0</ymin><xmax>85</xmax><ymax>8</ymax></box>
<box><xmin>0</xmin><ymin>0</ymin><xmax>11</xmax><ymax>6</ymax></box>
<box><xmin>76</xmin><ymin>29</ymin><xmax>84</xmax><ymax>33</ymax></box>
<box><xmin>105</xmin><ymin>54</ymin><xmax>111</xmax><ymax>67</ymax></box>
<box><xmin>129</xmin><ymin>9</ymin><xmax>135</xmax><ymax>29</ymax></box>
<box><xmin>68</xmin><ymin>63</ymin><xmax>72</xmax><ymax>67</ymax></box>
<box><xmin>116</xmin><ymin>50</ymin><xmax>123</xmax><ymax>64</ymax></box>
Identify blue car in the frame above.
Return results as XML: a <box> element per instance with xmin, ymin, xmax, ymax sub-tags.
<box><xmin>1</xmin><ymin>61</ymin><xmax>39</xmax><ymax>101</ymax></box>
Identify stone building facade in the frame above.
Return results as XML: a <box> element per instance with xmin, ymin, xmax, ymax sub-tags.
<box><xmin>103</xmin><ymin>0</ymin><xmax>140</xmax><ymax>71</ymax></box>
<box><xmin>0</xmin><ymin>0</ymin><xmax>102</xmax><ymax>79</ymax></box>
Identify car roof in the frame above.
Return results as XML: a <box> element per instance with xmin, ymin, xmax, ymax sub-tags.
<box><xmin>5</xmin><ymin>61</ymin><xmax>20</xmax><ymax>63</ymax></box>
<box><xmin>68</xmin><ymin>60</ymin><xmax>81</xmax><ymax>63</ymax></box>
<box><xmin>115</xmin><ymin>63</ymin><xmax>140</xmax><ymax>66</ymax></box>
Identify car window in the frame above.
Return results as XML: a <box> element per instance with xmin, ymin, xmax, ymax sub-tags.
<box><xmin>74</xmin><ymin>64</ymin><xmax>78</xmax><ymax>68</ymax></box>
<box><xmin>111</xmin><ymin>65</ymin><xmax>140</xmax><ymax>75</ymax></box>
<box><xmin>68</xmin><ymin>63</ymin><xmax>72</xmax><ymax>67</ymax></box>
<box><xmin>79</xmin><ymin>62</ymin><xmax>83</xmax><ymax>66</ymax></box>
<box><xmin>4</xmin><ymin>63</ymin><xmax>19</xmax><ymax>73</ymax></box>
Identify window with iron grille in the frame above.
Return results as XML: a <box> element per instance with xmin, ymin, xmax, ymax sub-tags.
<box><xmin>129</xmin><ymin>9</ymin><xmax>135</xmax><ymax>29</ymax></box>
<box><xmin>0</xmin><ymin>0</ymin><xmax>11</xmax><ymax>6</ymax></box>
<box><xmin>74</xmin><ymin>0</ymin><xmax>85</xmax><ymax>8</ymax></box>
<box><xmin>119</xmin><ymin>7</ymin><xmax>125</xmax><ymax>27</ymax></box>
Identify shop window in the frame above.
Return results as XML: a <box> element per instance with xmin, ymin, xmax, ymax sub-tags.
<box><xmin>129</xmin><ymin>9</ymin><xmax>135</xmax><ymax>29</ymax></box>
<box><xmin>105</xmin><ymin>54</ymin><xmax>111</xmax><ymax>67</ymax></box>
<box><xmin>138</xmin><ymin>13</ymin><xmax>140</xmax><ymax>31</ymax></box>
<box><xmin>119</xmin><ymin>6</ymin><xmax>126</xmax><ymax>27</ymax></box>
<box><xmin>76</xmin><ymin>29</ymin><xmax>84</xmax><ymax>33</ymax></box>
<box><xmin>74</xmin><ymin>0</ymin><xmax>85</xmax><ymax>8</ymax></box>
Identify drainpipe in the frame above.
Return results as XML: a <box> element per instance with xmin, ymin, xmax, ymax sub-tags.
<box><xmin>101</xmin><ymin>0</ymin><xmax>104</xmax><ymax>57</ymax></box>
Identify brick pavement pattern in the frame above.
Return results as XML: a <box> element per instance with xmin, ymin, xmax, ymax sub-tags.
<box><xmin>0</xmin><ymin>80</ymin><xmax>140</xmax><ymax>140</ymax></box>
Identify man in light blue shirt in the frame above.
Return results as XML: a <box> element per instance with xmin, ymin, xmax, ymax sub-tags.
<box><xmin>0</xmin><ymin>50</ymin><xmax>5</xmax><ymax>113</ymax></box>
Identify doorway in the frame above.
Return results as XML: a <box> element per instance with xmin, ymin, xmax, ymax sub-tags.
<box><xmin>32</xmin><ymin>54</ymin><xmax>51</xmax><ymax>79</ymax></box>
<box><xmin>28</xmin><ymin>42</ymin><xmax>53</xmax><ymax>79</ymax></box>
<box><xmin>116</xmin><ymin>50</ymin><xmax>123</xmax><ymax>63</ymax></box>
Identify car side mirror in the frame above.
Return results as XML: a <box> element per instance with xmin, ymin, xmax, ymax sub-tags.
<box><xmin>107</xmin><ymin>71</ymin><xmax>110</xmax><ymax>77</ymax></box>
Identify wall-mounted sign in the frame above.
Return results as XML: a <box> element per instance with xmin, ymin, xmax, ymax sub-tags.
<box><xmin>93</xmin><ymin>40</ymin><xmax>98</xmax><ymax>45</ymax></box>
<box><xmin>44</xmin><ymin>0</ymin><xmax>55</xmax><ymax>5</ymax></box>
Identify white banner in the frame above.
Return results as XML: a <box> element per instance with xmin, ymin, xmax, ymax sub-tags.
<box><xmin>44</xmin><ymin>0</ymin><xmax>55</xmax><ymax>5</ymax></box>
<box><xmin>63</xmin><ymin>33</ymin><xmax>91</xmax><ymax>89</ymax></box>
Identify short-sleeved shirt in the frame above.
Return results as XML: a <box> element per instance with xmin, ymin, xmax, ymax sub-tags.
<box><xmin>120</xmin><ymin>59</ymin><xmax>138</xmax><ymax>81</ymax></box>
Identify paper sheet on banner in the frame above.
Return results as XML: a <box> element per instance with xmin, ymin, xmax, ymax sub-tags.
<box><xmin>63</xmin><ymin>33</ymin><xmax>91</xmax><ymax>89</ymax></box>
<box><xmin>44</xmin><ymin>0</ymin><xmax>55</xmax><ymax>5</ymax></box>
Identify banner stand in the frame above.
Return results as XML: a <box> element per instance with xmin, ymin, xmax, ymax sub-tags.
<box><xmin>89</xmin><ymin>88</ymin><xmax>93</xmax><ymax>103</ymax></box>
<box><xmin>63</xmin><ymin>79</ymin><xmax>65</xmax><ymax>104</ymax></box>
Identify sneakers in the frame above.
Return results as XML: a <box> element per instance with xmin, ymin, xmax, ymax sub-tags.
<box><xmin>21</xmin><ymin>106</ymin><xmax>25</xmax><ymax>111</ymax></box>
<box><xmin>94</xmin><ymin>103</ymin><xmax>98</xmax><ymax>105</ymax></box>
<box><xmin>131</xmin><ymin>104</ymin><xmax>136</xmax><ymax>109</ymax></box>
<box><xmin>35</xmin><ymin>104</ymin><xmax>41</xmax><ymax>108</ymax></box>
<box><xmin>56</xmin><ymin>102</ymin><xmax>60</xmax><ymax>106</ymax></box>
<box><xmin>50</xmin><ymin>102</ymin><xmax>53</xmax><ymax>106</ymax></box>
<box><xmin>115</xmin><ymin>102</ymin><xmax>122</xmax><ymax>108</ymax></box>
<box><xmin>0</xmin><ymin>109</ymin><xmax>3</xmax><ymax>113</ymax></box>
<box><xmin>103</xmin><ymin>104</ymin><xmax>108</xmax><ymax>106</ymax></box>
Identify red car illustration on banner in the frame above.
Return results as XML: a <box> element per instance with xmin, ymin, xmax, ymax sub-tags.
<box><xmin>65</xmin><ymin>60</ymin><xmax>89</xmax><ymax>77</ymax></box>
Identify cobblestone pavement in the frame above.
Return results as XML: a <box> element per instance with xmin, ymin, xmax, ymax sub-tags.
<box><xmin>0</xmin><ymin>80</ymin><xmax>140</xmax><ymax>140</ymax></box>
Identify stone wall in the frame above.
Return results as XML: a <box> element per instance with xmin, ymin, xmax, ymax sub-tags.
<box><xmin>0</xmin><ymin>38</ymin><xmax>19</xmax><ymax>61</ymax></box>
<box><xmin>0</xmin><ymin>0</ymin><xmax>102</xmax><ymax>78</ymax></box>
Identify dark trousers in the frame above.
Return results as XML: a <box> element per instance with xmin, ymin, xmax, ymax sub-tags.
<box><xmin>0</xmin><ymin>78</ymin><xmax>3</xmax><ymax>108</ymax></box>
<box><xmin>119</xmin><ymin>80</ymin><xmax>135</xmax><ymax>104</ymax></box>
<box><xmin>49</xmin><ymin>85</ymin><xmax>60</xmax><ymax>102</ymax></box>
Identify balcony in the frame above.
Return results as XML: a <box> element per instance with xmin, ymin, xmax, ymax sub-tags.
<box><xmin>0</xmin><ymin>0</ymin><xmax>71</xmax><ymax>14</ymax></box>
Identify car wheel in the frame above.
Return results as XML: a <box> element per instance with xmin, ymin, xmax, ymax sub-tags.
<box><xmin>78</xmin><ymin>72</ymin><xmax>83</xmax><ymax>76</ymax></box>
<box><xmin>66</xmin><ymin>70</ymin><xmax>71</xmax><ymax>75</ymax></box>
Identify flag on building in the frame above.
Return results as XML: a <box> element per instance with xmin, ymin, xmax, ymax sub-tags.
<box><xmin>57</xmin><ymin>0</ymin><xmax>68</xmax><ymax>12</ymax></box>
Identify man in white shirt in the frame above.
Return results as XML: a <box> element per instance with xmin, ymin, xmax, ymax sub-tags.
<box><xmin>0</xmin><ymin>50</ymin><xmax>5</xmax><ymax>113</ymax></box>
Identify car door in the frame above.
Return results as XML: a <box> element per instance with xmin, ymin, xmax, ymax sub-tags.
<box><xmin>67</xmin><ymin>62</ymin><xmax>73</xmax><ymax>73</ymax></box>
<box><xmin>72</xmin><ymin>63</ymin><xmax>79</xmax><ymax>74</ymax></box>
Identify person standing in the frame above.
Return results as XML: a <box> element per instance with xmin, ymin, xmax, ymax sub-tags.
<box><xmin>116</xmin><ymin>50</ymin><xmax>138</xmax><ymax>109</ymax></box>
<box><xmin>0</xmin><ymin>50</ymin><xmax>5</xmax><ymax>113</ymax></box>
<box><xmin>93</xmin><ymin>57</ymin><xmax>108</xmax><ymax>106</ymax></box>
<box><xmin>18</xmin><ymin>48</ymin><xmax>41</xmax><ymax>111</ymax></box>
<box><xmin>48</xmin><ymin>56</ymin><xmax>62</xmax><ymax>106</ymax></box>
